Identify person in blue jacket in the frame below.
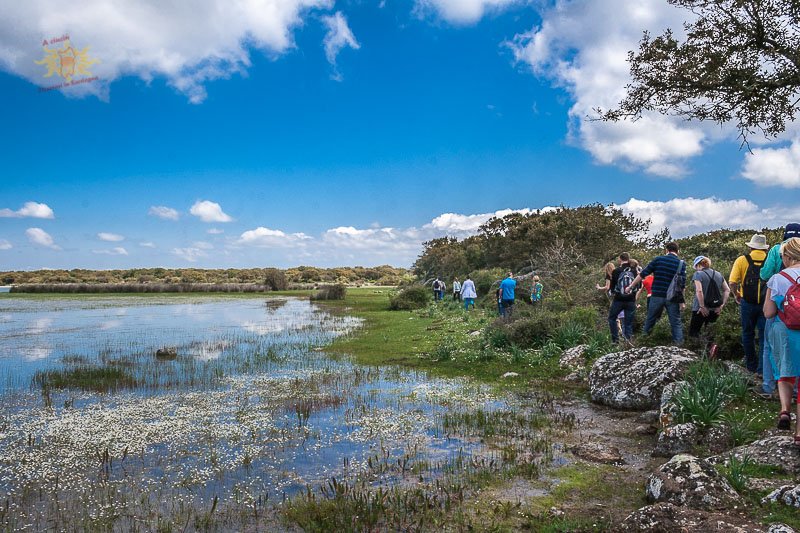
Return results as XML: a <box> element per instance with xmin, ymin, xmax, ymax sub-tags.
<box><xmin>499</xmin><ymin>272</ymin><xmax>517</xmax><ymax>318</ymax></box>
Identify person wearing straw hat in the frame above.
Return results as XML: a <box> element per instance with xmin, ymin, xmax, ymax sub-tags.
<box><xmin>762</xmin><ymin>237</ymin><xmax>800</xmax><ymax>444</ymax></box>
<box><xmin>729</xmin><ymin>234</ymin><xmax>771</xmax><ymax>376</ymax></box>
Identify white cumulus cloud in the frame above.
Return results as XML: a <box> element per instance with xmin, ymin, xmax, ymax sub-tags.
<box><xmin>139</xmin><ymin>242</ymin><xmax>156</xmax><ymax>248</ymax></box>
<box><xmin>97</xmin><ymin>232</ymin><xmax>124</xmax><ymax>242</ymax></box>
<box><xmin>0</xmin><ymin>202</ymin><xmax>55</xmax><ymax>219</ymax></box>
<box><xmin>0</xmin><ymin>239</ymin><xmax>11</xmax><ymax>250</ymax></box>
<box><xmin>92</xmin><ymin>247</ymin><xmax>128</xmax><ymax>255</ymax></box>
<box><xmin>617</xmin><ymin>197</ymin><xmax>800</xmax><ymax>237</ymax></box>
<box><xmin>0</xmin><ymin>0</ymin><xmax>333</xmax><ymax>103</ymax></box>
<box><xmin>507</xmin><ymin>0</ymin><xmax>720</xmax><ymax>177</ymax></box>
<box><xmin>741</xmin><ymin>139</ymin><xmax>800</xmax><ymax>188</ymax></box>
<box><xmin>148</xmin><ymin>206</ymin><xmax>180</xmax><ymax>221</ymax></box>
<box><xmin>25</xmin><ymin>227</ymin><xmax>61</xmax><ymax>250</ymax></box>
<box><xmin>236</xmin><ymin>227</ymin><xmax>311</xmax><ymax>247</ymax></box>
<box><xmin>190</xmin><ymin>200</ymin><xmax>234</xmax><ymax>223</ymax></box>
<box><xmin>322</xmin><ymin>11</ymin><xmax>359</xmax><ymax>80</ymax></box>
<box><xmin>424</xmin><ymin>208</ymin><xmax>538</xmax><ymax>235</ymax></box>
<box><xmin>322</xmin><ymin>226</ymin><xmax>422</xmax><ymax>251</ymax></box>
<box><xmin>415</xmin><ymin>0</ymin><xmax>520</xmax><ymax>24</ymax></box>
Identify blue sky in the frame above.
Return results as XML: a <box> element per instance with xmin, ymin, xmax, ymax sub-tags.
<box><xmin>1</xmin><ymin>0</ymin><xmax>798</xmax><ymax>270</ymax></box>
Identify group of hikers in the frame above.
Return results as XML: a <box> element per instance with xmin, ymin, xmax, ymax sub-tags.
<box><xmin>598</xmin><ymin>225</ymin><xmax>800</xmax><ymax>444</ymax></box>
<box><xmin>430</xmin><ymin>223</ymin><xmax>800</xmax><ymax>444</ymax></box>
<box><xmin>431</xmin><ymin>273</ymin><xmax>543</xmax><ymax>315</ymax></box>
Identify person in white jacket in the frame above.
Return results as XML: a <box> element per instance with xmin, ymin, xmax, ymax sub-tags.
<box><xmin>452</xmin><ymin>278</ymin><xmax>462</xmax><ymax>301</ymax></box>
<box><xmin>460</xmin><ymin>275</ymin><xmax>477</xmax><ymax>310</ymax></box>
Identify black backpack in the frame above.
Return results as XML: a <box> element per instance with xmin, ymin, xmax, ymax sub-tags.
<box><xmin>741</xmin><ymin>253</ymin><xmax>767</xmax><ymax>305</ymax></box>
<box><xmin>701</xmin><ymin>269</ymin><xmax>723</xmax><ymax>309</ymax></box>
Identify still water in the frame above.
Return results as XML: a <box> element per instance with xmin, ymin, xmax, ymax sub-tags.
<box><xmin>0</xmin><ymin>295</ymin><xmax>507</xmax><ymax>528</ymax></box>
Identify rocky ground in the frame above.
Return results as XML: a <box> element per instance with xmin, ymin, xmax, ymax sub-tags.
<box><xmin>545</xmin><ymin>344</ymin><xmax>800</xmax><ymax>532</ymax></box>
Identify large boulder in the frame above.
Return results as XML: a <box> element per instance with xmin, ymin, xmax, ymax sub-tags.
<box><xmin>709</xmin><ymin>436</ymin><xmax>800</xmax><ymax>475</ymax></box>
<box><xmin>763</xmin><ymin>485</ymin><xmax>800</xmax><ymax>509</ymax></box>
<box><xmin>589</xmin><ymin>346</ymin><xmax>697</xmax><ymax>410</ymax></box>
<box><xmin>652</xmin><ymin>423</ymin><xmax>698</xmax><ymax>458</ymax></box>
<box><xmin>646</xmin><ymin>454</ymin><xmax>743</xmax><ymax>510</ymax></box>
<box><xmin>619</xmin><ymin>503</ymin><xmax>794</xmax><ymax>532</ymax></box>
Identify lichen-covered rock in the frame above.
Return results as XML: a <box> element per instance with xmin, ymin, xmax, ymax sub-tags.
<box><xmin>619</xmin><ymin>503</ymin><xmax>793</xmax><ymax>532</ymax></box>
<box><xmin>701</xmin><ymin>423</ymin><xmax>733</xmax><ymax>454</ymax></box>
<box><xmin>659</xmin><ymin>380</ymin><xmax>685</xmax><ymax>428</ymax></box>
<box><xmin>652</xmin><ymin>423</ymin><xmax>698</xmax><ymax>457</ymax></box>
<box><xmin>646</xmin><ymin>454</ymin><xmax>743</xmax><ymax>510</ymax></box>
<box><xmin>747</xmin><ymin>478</ymin><xmax>791</xmax><ymax>493</ymax></box>
<box><xmin>589</xmin><ymin>346</ymin><xmax>697</xmax><ymax>410</ymax></box>
<box><xmin>709</xmin><ymin>436</ymin><xmax>800</xmax><ymax>475</ymax></box>
<box><xmin>763</xmin><ymin>485</ymin><xmax>800</xmax><ymax>508</ymax></box>
<box><xmin>563</xmin><ymin>370</ymin><xmax>585</xmax><ymax>384</ymax></box>
<box><xmin>559</xmin><ymin>344</ymin><xmax>588</xmax><ymax>369</ymax></box>
<box><xmin>636</xmin><ymin>410</ymin><xmax>659</xmax><ymax>425</ymax></box>
<box><xmin>571</xmin><ymin>441</ymin><xmax>625</xmax><ymax>464</ymax></box>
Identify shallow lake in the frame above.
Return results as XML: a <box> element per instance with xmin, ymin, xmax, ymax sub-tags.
<box><xmin>0</xmin><ymin>295</ymin><xmax>535</xmax><ymax>530</ymax></box>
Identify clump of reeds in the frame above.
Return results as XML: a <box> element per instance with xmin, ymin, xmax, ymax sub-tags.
<box><xmin>310</xmin><ymin>284</ymin><xmax>347</xmax><ymax>301</ymax></box>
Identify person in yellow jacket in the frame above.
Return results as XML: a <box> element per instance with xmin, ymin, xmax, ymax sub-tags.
<box><xmin>729</xmin><ymin>234</ymin><xmax>771</xmax><ymax>376</ymax></box>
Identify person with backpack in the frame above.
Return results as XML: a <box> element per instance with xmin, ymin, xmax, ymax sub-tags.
<box><xmin>608</xmin><ymin>253</ymin><xmax>638</xmax><ymax>343</ymax></box>
<box><xmin>627</xmin><ymin>242</ymin><xmax>686</xmax><ymax>345</ymax></box>
<box><xmin>761</xmin><ymin>224</ymin><xmax>800</xmax><ymax>396</ymax></box>
<box><xmin>729</xmin><ymin>234</ymin><xmax>770</xmax><ymax>374</ymax></box>
<box><xmin>689</xmin><ymin>256</ymin><xmax>730</xmax><ymax>342</ymax></box>
<box><xmin>762</xmin><ymin>237</ymin><xmax>800</xmax><ymax>443</ymax></box>
<box><xmin>432</xmin><ymin>278</ymin><xmax>443</xmax><ymax>301</ymax></box>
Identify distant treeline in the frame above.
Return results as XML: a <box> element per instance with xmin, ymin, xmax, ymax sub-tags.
<box><xmin>8</xmin><ymin>283</ymin><xmax>319</xmax><ymax>294</ymax></box>
<box><xmin>0</xmin><ymin>265</ymin><xmax>411</xmax><ymax>287</ymax></box>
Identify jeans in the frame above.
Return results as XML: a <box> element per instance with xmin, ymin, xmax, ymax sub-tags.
<box><xmin>608</xmin><ymin>299</ymin><xmax>636</xmax><ymax>342</ymax></box>
<box><xmin>763</xmin><ymin>318</ymin><xmax>777</xmax><ymax>393</ymax></box>
<box><xmin>643</xmin><ymin>295</ymin><xmax>683</xmax><ymax>344</ymax></box>
<box><xmin>739</xmin><ymin>299</ymin><xmax>765</xmax><ymax>373</ymax></box>
<box><xmin>501</xmin><ymin>299</ymin><xmax>514</xmax><ymax>317</ymax></box>
<box><xmin>464</xmin><ymin>298</ymin><xmax>474</xmax><ymax>310</ymax></box>
<box><xmin>497</xmin><ymin>300</ymin><xmax>504</xmax><ymax>316</ymax></box>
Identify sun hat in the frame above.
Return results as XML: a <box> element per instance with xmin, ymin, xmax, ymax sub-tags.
<box><xmin>783</xmin><ymin>223</ymin><xmax>800</xmax><ymax>241</ymax></box>
<box><xmin>745</xmin><ymin>234</ymin><xmax>770</xmax><ymax>250</ymax></box>
<box><xmin>693</xmin><ymin>256</ymin><xmax>708</xmax><ymax>269</ymax></box>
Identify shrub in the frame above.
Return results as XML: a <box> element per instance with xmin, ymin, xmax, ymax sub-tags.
<box><xmin>264</xmin><ymin>268</ymin><xmax>288</xmax><ymax>291</ymax></box>
<box><xmin>505</xmin><ymin>312</ymin><xmax>562</xmax><ymax>349</ymax></box>
<box><xmin>551</xmin><ymin>321</ymin><xmax>588</xmax><ymax>349</ymax></box>
<box><xmin>310</xmin><ymin>284</ymin><xmax>347</xmax><ymax>301</ymax></box>
<box><xmin>389</xmin><ymin>286</ymin><xmax>430</xmax><ymax>310</ymax></box>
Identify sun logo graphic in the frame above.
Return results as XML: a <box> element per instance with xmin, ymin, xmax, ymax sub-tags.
<box><xmin>35</xmin><ymin>37</ymin><xmax>99</xmax><ymax>83</ymax></box>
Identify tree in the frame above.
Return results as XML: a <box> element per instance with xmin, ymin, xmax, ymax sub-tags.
<box><xmin>600</xmin><ymin>0</ymin><xmax>800</xmax><ymax>145</ymax></box>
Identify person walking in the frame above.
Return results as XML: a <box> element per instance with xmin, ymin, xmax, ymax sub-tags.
<box><xmin>499</xmin><ymin>272</ymin><xmax>517</xmax><ymax>318</ymax></box>
<box><xmin>452</xmin><ymin>278</ymin><xmax>461</xmax><ymax>301</ymax></box>
<box><xmin>460</xmin><ymin>276</ymin><xmax>477</xmax><ymax>310</ymax></box>
<box><xmin>596</xmin><ymin>262</ymin><xmax>615</xmax><ymax>295</ymax></box>
<box><xmin>627</xmin><ymin>242</ymin><xmax>686</xmax><ymax>344</ymax></box>
<box><xmin>608</xmin><ymin>253</ymin><xmax>638</xmax><ymax>343</ymax></box>
<box><xmin>495</xmin><ymin>286</ymin><xmax>504</xmax><ymax>316</ymax></box>
<box><xmin>432</xmin><ymin>278</ymin><xmax>444</xmax><ymax>301</ymax></box>
<box><xmin>729</xmin><ymin>234</ymin><xmax>770</xmax><ymax>374</ymax></box>
<box><xmin>762</xmin><ymin>237</ymin><xmax>800</xmax><ymax>444</ymax></box>
<box><xmin>761</xmin><ymin>224</ymin><xmax>800</xmax><ymax>397</ymax></box>
<box><xmin>530</xmin><ymin>275</ymin><xmax>543</xmax><ymax>307</ymax></box>
<box><xmin>689</xmin><ymin>256</ymin><xmax>730</xmax><ymax>344</ymax></box>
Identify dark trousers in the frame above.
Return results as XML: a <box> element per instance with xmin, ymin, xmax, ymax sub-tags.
<box><xmin>688</xmin><ymin>310</ymin><xmax>719</xmax><ymax>339</ymax></box>
<box><xmin>739</xmin><ymin>299</ymin><xmax>765</xmax><ymax>373</ymax></box>
<box><xmin>453</xmin><ymin>292</ymin><xmax>461</xmax><ymax>301</ymax></box>
<box><xmin>501</xmin><ymin>299</ymin><xmax>514</xmax><ymax>317</ymax></box>
<box><xmin>608</xmin><ymin>299</ymin><xmax>636</xmax><ymax>342</ymax></box>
